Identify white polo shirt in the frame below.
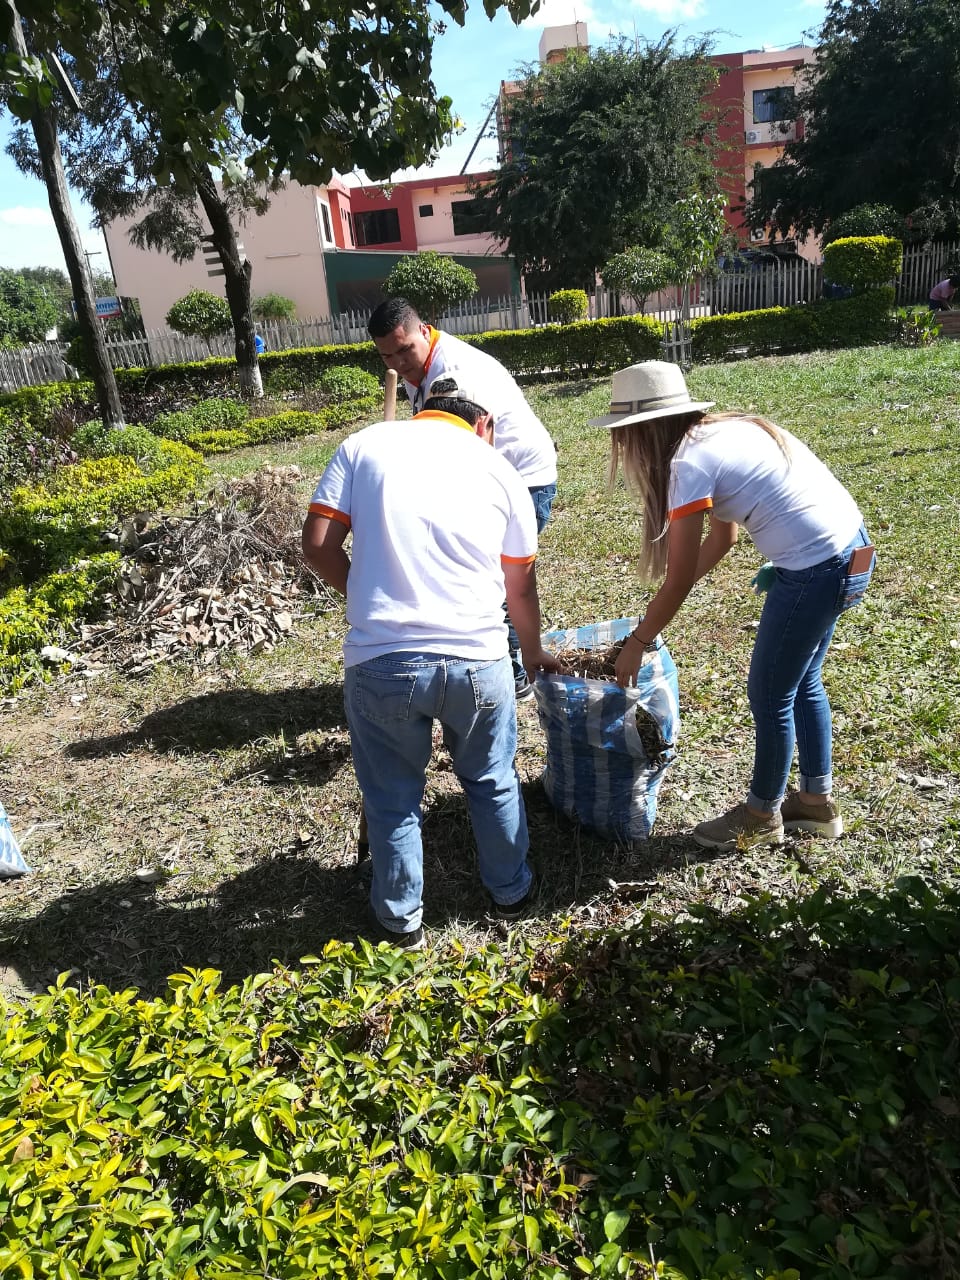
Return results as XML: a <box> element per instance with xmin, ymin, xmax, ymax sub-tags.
<box><xmin>309</xmin><ymin>412</ymin><xmax>538</xmax><ymax>668</ymax></box>
<box><xmin>402</xmin><ymin>329</ymin><xmax>558</xmax><ymax>488</ymax></box>
<box><xmin>669</xmin><ymin>419</ymin><xmax>863</xmax><ymax>569</ymax></box>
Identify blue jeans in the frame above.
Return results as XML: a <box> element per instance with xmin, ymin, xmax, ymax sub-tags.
<box><xmin>345</xmin><ymin>652</ymin><xmax>531</xmax><ymax>933</ymax></box>
<box><xmin>747</xmin><ymin>525</ymin><xmax>874</xmax><ymax>813</ymax></box>
<box><xmin>508</xmin><ymin>482</ymin><xmax>557</xmax><ymax>680</ymax></box>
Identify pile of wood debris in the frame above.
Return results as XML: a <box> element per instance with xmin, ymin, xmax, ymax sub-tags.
<box><xmin>79</xmin><ymin>466</ymin><xmax>337</xmax><ymax>675</ymax></box>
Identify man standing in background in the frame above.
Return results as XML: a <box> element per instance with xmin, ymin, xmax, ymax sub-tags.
<box><xmin>367</xmin><ymin>297</ymin><xmax>558</xmax><ymax>701</ymax></box>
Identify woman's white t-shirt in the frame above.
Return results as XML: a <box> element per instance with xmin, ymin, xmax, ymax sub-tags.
<box><xmin>668</xmin><ymin>419</ymin><xmax>862</xmax><ymax>569</ymax></box>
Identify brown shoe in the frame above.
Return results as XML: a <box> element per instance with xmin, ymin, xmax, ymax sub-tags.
<box><xmin>692</xmin><ymin>803</ymin><xmax>784</xmax><ymax>851</ymax></box>
<box><xmin>781</xmin><ymin>792</ymin><xmax>843</xmax><ymax>838</ymax></box>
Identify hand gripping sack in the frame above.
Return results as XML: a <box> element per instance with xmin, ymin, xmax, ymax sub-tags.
<box><xmin>533</xmin><ymin>616</ymin><xmax>679</xmax><ymax>841</ymax></box>
<box><xmin>0</xmin><ymin>803</ymin><xmax>31</xmax><ymax>878</ymax></box>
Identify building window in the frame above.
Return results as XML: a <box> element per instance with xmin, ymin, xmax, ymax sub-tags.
<box><xmin>418</xmin><ymin>203</ymin><xmax>434</xmax><ymax>217</ymax></box>
<box><xmin>451</xmin><ymin>198</ymin><xmax>488</xmax><ymax>237</ymax></box>
<box><xmin>752</xmin><ymin>86</ymin><xmax>796</xmax><ymax>124</ymax></box>
<box><xmin>319</xmin><ymin>201</ymin><xmax>334</xmax><ymax>245</ymax></box>
<box><xmin>353</xmin><ymin>208</ymin><xmax>401</xmax><ymax>246</ymax></box>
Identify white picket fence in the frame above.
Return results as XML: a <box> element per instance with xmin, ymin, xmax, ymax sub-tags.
<box><xmin>4</xmin><ymin>242</ymin><xmax>957</xmax><ymax>391</ymax></box>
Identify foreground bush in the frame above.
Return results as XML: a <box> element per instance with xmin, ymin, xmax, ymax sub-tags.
<box><xmin>0</xmin><ymin>879</ymin><xmax>957</xmax><ymax>1278</ymax></box>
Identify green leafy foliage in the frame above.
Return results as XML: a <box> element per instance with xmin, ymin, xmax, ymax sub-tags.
<box><xmin>0</xmin><ymin>881</ymin><xmax>958</xmax><ymax>1276</ymax></box>
<box><xmin>0</xmin><ymin>553</ymin><xmax>119</xmax><ymax>692</ymax></box>
<box><xmin>690</xmin><ymin>287</ymin><xmax>895</xmax><ymax>361</ymax></box>
<box><xmin>601</xmin><ymin>248</ymin><xmax>675</xmax><ymax>312</ymax></box>
<box><xmin>821</xmin><ymin>236</ymin><xmax>904</xmax><ymax>289</ymax></box>
<box><xmin>893</xmin><ymin>306</ymin><xmax>942</xmax><ymax>346</ymax></box>
<box><xmin>548</xmin><ymin>290</ymin><xmax>589</xmax><ymax>324</ymax></box>
<box><xmin>149</xmin><ymin>398</ymin><xmax>250</xmax><ymax>442</ymax></box>
<box><xmin>186</xmin><ymin>402</ymin><xmax>380</xmax><ymax>453</ymax></box>
<box><xmin>384</xmin><ymin>253</ymin><xmax>479</xmax><ymax>325</ymax></box>
<box><xmin>165</xmin><ymin>290</ymin><xmax>233</xmax><ymax>342</ymax></box>
<box><xmin>0</xmin><ymin>381</ymin><xmax>95</xmax><ymax>489</ymax></box>
<box><xmin>472</xmin><ymin>37</ymin><xmax>720</xmax><ymax>287</ymax></box>
<box><xmin>0</xmin><ymin>267</ymin><xmax>62</xmax><ymax>346</ymax></box>
<box><xmin>252</xmin><ymin>293</ymin><xmax>298</xmax><ymax>322</ymax></box>
<box><xmin>822</xmin><ymin>203</ymin><xmax>907</xmax><ymax>246</ymax></box>
<box><xmin>71</xmin><ymin>421</ymin><xmax>172</xmax><ymax>469</ymax></box>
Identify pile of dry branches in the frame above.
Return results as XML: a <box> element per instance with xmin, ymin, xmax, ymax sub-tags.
<box><xmin>80</xmin><ymin>466</ymin><xmax>336</xmax><ymax>674</ymax></box>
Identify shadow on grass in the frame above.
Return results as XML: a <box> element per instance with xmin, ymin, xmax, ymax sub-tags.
<box><xmin>0</xmin><ymin>778</ymin><xmax>701</xmax><ymax>999</ymax></box>
<box><xmin>64</xmin><ymin>682</ymin><xmax>348</xmax><ymax>756</ymax></box>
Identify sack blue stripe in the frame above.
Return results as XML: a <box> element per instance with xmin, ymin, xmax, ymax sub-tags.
<box><xmin>534</xmin><ymin>617</ymin><xmax>680</xmax><ymax>840</ymax></box>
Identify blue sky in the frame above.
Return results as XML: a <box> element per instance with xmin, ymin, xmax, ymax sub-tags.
<box><xmin>0</xmin><ymin>0</ymin><xmax>827</xmax><ymax>276</ymax></box>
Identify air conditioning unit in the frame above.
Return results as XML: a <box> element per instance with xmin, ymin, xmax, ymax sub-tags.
<box><xmin>745</xmin><ymin>129</ymin><xmax>761</xmax><ymax>145</ymax></box>
<box><xmin>750</xmin><ymin>228</ymin><xmax>766</xmax><ymax>243</ymax></box>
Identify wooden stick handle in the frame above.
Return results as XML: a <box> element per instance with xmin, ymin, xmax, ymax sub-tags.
<box><xmin>383</xmin><ymin>368</ymin><xmax>398</xmax><ymax>421</ymax></box>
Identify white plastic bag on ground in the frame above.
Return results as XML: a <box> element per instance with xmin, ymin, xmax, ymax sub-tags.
<box><xmin>0</xmin><ymin>803</ymin><xmax>31</xmax><ymax>877</ymax></box>
<box><xmin>534</xmin><ymin>616</ymin><xmax>680</xmax><ymax>841</ymax></box>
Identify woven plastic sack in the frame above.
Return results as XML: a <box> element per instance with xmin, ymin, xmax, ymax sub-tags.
<box><xmin>0</xmin><ymin>803</ymin><xmax>31</xmax><ymax>878</ymax></box>
<box><xmin>533</xmin><ymin>616</ymin><xmax>679</xmax><ymax>841</ymax></box>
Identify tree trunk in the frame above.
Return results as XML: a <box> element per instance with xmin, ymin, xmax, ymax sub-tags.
<box><xmin>195</xmin><ymin>165</ymin><xmax>262</xmax><ymax>398</ymax></box>
<box><xmin>6</xmin><ymin>3</ymin><xmax>125</xmax><ymax>426</ymax></box>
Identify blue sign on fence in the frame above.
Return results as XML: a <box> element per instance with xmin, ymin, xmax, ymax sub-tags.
<box><xmin>95</xmin><ymin>297</ymin><xmax>122</xmax><ymax>318</ymax></box>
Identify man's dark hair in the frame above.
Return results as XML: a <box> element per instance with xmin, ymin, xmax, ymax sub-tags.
<box><xmin>423</xmin><ymin>396</ymin><xmax>487</xmax><ymax>426</ymax></box>
<box><xmin>368</xmin><ymin>297</ymin><xmax>421</xmax><ymax>338</ymax></box>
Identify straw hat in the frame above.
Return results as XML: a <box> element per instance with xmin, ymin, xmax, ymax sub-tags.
<box><xmin>589</xmin><ymin>361</ymin><xmax>714</xmax><ymax>429</ymax></box>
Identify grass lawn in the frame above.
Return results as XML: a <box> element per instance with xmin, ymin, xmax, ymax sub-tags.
<box><xmin>2</xmin><ymin>340</ymin><xmax>960</xmax><ymax>1278</ymax></box>
<box><xmin>1</xmin><ymin>341</ymin><xmax>959</xmax><ymax>995</ymax></box>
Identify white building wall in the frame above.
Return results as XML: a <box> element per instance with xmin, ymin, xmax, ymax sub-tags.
<box><xmin>104</xmin><ymin>183</ymin><xmax>334</xmax><ymax>331</ymax></box>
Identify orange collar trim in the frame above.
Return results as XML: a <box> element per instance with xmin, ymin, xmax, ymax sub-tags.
<box><xmin>413</xmin><ymin>326</ymin><xmax>441</xmax><ymax>388</ymax></box>
<box><xmin>412</xmin><ymin>409</ymin><xmax>475</xmax><ymax>434</ymax></box>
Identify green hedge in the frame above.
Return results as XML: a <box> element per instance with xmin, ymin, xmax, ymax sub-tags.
<box><xmin>822</xmin><ymin>236</ymin><xmax>904</xmax><ymax>289</ymax></box>
<box><xmin>690</xmin><ymin>287</ymin><xmax>895</xmax><ymax>362</ymax></box>
<box><xmin>0</xmin><ymin>881</ymin><xmax>957</xmax><ymax>1277</ymax></box>
<box><xmin>468</xmin><ymin>316</ymin><xmax>663</xmax><ymax>378</ymax></box>
<box><xmin>186</xmin><ymin>397</ymin><xmax>381</xmax><ymax>454</ymax></box>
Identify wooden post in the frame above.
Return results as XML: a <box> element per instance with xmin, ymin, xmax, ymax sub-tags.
<box><xmin>384</xmin><ymin>367</ymin><xmax>398</xmax><ymax>421</ymax></box>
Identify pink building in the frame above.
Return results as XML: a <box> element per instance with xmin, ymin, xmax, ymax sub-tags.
<box><xmin>104</xmin><ymin>173</ymin><xmax>514</xmax><ymax>330</ymax></box>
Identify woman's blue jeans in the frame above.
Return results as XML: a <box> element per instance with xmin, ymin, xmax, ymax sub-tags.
<box><xmin>345</xmin><ymin>652</ymin><xmax>532</xmax><ymax>934</ymax></box>
<box><xmin>747</xmin><ymin>525</ymin><xmax>874</xmax><ymax>813</ymax></box>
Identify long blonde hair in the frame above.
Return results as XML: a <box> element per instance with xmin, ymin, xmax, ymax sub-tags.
<box><xmin>608</xmin><ymin>411</ymin><xmax>788</xmax><ymax>581</ymax></box>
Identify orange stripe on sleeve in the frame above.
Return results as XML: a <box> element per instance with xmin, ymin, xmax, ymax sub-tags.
<box><xmin>308</xmin><ymin>502</ymin><xmax>351</xmax><ymax>529</ymax></box>
<box><xmin>501</xmin><ymin>553</ymin><xmax>537</xmax><ymax>565</ymax></box>
<box><xmin>669</xmin><ymin>497</ymin><xmax>712</xmax><ymax>521</ymax></box>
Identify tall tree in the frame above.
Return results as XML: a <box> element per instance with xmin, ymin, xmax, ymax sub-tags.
<box><xmin>3</xmin><ymin>0</ymin><xmax>540</xmax><ymax>394</ymax></box>
<box><xmin>748</xmin><ymin>0</ymin><xmax>960</xmax><ymax>239</ymax></box>
<box><xmin>2</xmin><ymin>1</ymin><xmax>126</xmax><ymax>425</ymax></box>
<box><xmin>475</xmin><ymin>36</ymin><xmax>721</xmax><ymax>289</ymax></box>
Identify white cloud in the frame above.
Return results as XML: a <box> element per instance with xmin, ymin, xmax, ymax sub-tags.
<box><xmin>629</xmin><ymin>0</ymin><xmax>707</xmax><ymax>21</ymax></box>
<box><xmin>0</xmin><ymin>205</ymin><xmax>55</xmax><ymax>228</ymax></box>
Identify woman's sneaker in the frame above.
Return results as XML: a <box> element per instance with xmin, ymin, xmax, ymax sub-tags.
<box><xmin>780</xmin><ymin>792</ymin><xmax>843</xmax><ymax>838</ymax></box>
<box><xmin>692</xmin><ymin>803</ymin><xmax>784</xmax><ymax>851</ymax></box>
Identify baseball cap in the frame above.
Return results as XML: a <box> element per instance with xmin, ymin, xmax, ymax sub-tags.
<box><xmin>424</xmin><ymin>369</ymin><xmax>490</xmax><ymax>412</ymax></box>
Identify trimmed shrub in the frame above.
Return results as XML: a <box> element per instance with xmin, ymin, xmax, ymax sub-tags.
<box><xmin>0</xmin><ymin>382</ymin><xmax>96</xmax><ymax>489</ymax></box>
<box><xmin>821</xmin><ymin>236</ymin><xmax>904</xmax><ymax>290</ymax></box>
<box><xmin>149</xmin><ymin>397</ymin><xmax>248</xmax><ymax>442</ymax></box>
<box><xmin>253</xmin><ymin>292</ymin><xmax>297</xmax><ymax>322</ymax></box>
<box><xmin>166</xmin><ymin>289</ymin><xmax>232</xmax><ymax>343</ymax></box>
<box><xmin>315</xmin><ymin>365</ymin><xmax>380</xmax><ymax>402</ymax></box>
<box><xmin>548</xmin><ymin>289</ymin><xmax>589</xmax><ymax>324</ymax></box>
<box><xmin>690</xmin><ymin>287</ymin><xmax>895</xmax><ymax>362</ymax></box>
<box><xmin>822</xmin><ymin>204</ymin><xmax>906</xmax><ymax>247</ymax></box>
<box><xmin>186</xmin><ymin>400</ymin><xmax>381</xmax><ymax>454</ymax></box>
<box><xmin>469</xmin><ymin>315</ymin><xmax>663</xmax><ymax>378</ymax></box>
<box><xmin>384</xmin><ymin>252</ymin><xmax>478</xmax><ymax>323</ymax></box>
<box><xmin>71</xmin><ymin>422</ymin><xmax>171</xmax><ymax>470</ymax></box>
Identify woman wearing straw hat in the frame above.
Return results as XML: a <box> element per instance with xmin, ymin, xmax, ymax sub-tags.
<box><xmin>592</xmin><ymin>361</ymin><xmax>875</xmax><ymax>851</ymax></box>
